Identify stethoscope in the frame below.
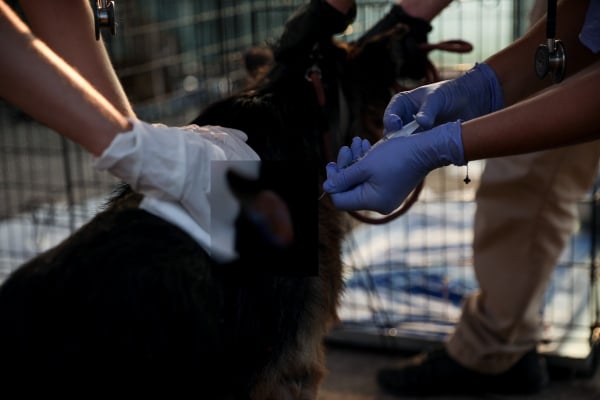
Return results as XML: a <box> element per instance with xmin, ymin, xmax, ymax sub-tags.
<box><xmin>93</xmin><ymin>0</ymin><xmax>567</xmax><ymax>83</ymax></box>
<box><xmin>534</xmin><ymin>0</ymin><xmax>567</xmax><ymax>83</ymax></box>
<box><xmin>93</xmin><ymin>0</ymin><xmax>116</xmax><ymax>40</ymax></box>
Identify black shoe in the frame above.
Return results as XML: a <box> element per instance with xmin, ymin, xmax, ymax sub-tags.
<box><xmin>376</xmin><ymin>347</ymin><xmax>549</xmax><ymax>396</ymax></box>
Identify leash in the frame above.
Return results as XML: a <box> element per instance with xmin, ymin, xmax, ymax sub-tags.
<box><xmin>307</xmin><ymin>39</ymin><xmax>473</xmax><ymax>225</ymax></box>
<box><xmin>305</xmin><ymin>64</ymin><xmax>336</xmax><ymax>165</ymax></box>
<box><xmin>305</xmin><ymin>65</ymin><xmax>326</xmax><ymax>108</ymax></box>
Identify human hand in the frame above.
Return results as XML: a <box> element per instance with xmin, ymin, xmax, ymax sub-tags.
<box><xmin>323</xmin><ymin>121</ymin><xmax>465</xmax><ymax>214</ymax></box>
<box><xmin>383</xmin><ymin>62</ymin><xmax>504</xmax><ymax>134</ymax></box>
<box><xmin>94</xmin><ymin>119</ymin><xmax>259</xmax><ymax>200</ymax></box>
<box><xmin>94</xmin><ymin>118</ymin><xmax>261</xmax><ymax>262</ymax></box>
<box><xmin>335</xmin><ymin>136</ymin><xmax>372</xmax><ymax>168</ymax></box>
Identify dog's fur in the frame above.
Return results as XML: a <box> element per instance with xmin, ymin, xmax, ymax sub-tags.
<box><xmin>0</xmin><ymin>165</ymin><xmax>322</xmax><ymax>398</ymax></box>
<box><xmin>0</xmin><ymin>2</ymin><xmax>442</xmax><ymax>399</ymax></box>
<box><xmin>188</xmin><ymin>3</ymin><xmax>417</xmax><ymax>399</ymax></box>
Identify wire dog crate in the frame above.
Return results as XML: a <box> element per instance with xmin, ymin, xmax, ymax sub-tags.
<box><xmin>0</xmin><ymin>0</ymin><xmax>311</xmax><ymax>276</ymax></box>
<box><xmin>2</xmin><ymin>0</ymin><xmax>597</xmax><ymax>374</ymax></box>
<box><xmin>328</xmin><ymin>163</ymin><xmax>600</xmax><ymax>374</ymax></box>
<box><xmin>324</xmin><ymin>0</ymin><xmax>600</xmax><ymax>375</ymax></box>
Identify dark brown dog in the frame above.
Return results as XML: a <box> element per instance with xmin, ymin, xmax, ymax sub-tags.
<box><xmin>0</xmin><ymin>2</ymin><xmax>463</xmax><ymax>399</ymax></box>
<box><xmin>189</xmin><ymin>2</ymin><xmax>433</xmax><ymax>398</ymax></box>
<box><xmin>0</xmin><ymin>163</ymin><xmax>320</xmax><ymax>398</ymax></box>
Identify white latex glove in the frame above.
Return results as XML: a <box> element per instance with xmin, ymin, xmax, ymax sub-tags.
<box><xmin>94</xmin><ymin>118</ymin><xmax>261</xmax><ymax>262</ymax></box>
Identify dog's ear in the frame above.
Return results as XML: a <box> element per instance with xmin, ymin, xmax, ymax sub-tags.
<box><xmin>243</xmin><ymin>45</ymin><xmax>274</xmax><ymax>85</ymax></box>
<box><xmin>226</xmin><ymin>169</ymin><xmax>294</xmax><ymax>248</ymax></box>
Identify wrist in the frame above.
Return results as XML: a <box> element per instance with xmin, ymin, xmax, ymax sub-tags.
<box><xmin>423</xmin><ymin>121</ymin><xmax>465</xmax><ymax>168</ymax></box>
<box><xmin>86</xmin><ymin>114</ymin><xmax>132</xmax><ymax>157</ymax></box>
<box><xmin>121</xmin><ymin>117</ymin><xmax>135</xmax><ymax>132</ymax></box>
<box><xmin>448</xmin><ymin>121</ymin><xmax>467</xmax><ymax>166</ymax></box>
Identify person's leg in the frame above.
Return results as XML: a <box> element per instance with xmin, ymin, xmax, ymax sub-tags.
<box><xmin>376</xmin><ymin>1</ymin><xmax>599</xmax><ymax>395</ymax></box>
<box><xmin>449</xmin><ymin>0</ymin><xmax>593</xmax><ymax>367</ymax></box>
<box><xmin>448</xmin><ymin>141</ymin><xmax>600</xmax><ymax>373</ymax></box>
<box><xmin>377</xmin><ymin>141</ymin><xmax>600</xmax><ymax>396</ymax></box>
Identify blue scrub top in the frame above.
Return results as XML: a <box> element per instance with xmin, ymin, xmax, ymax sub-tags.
<box><xmin>580</xmin><ymin>0</ymin><xmax>600</xmax><ymax>53</ymax></box>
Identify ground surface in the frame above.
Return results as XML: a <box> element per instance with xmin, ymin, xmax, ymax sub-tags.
<box><xmin>318</xmin><ymin>343</ymin><xmax>600</xmax><ymax>400</ymax></box>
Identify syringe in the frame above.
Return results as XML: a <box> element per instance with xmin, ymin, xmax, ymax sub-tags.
<box><xmin>318</xmin><ymin>120</ymin><xmax>422</xmax><ymax>201</ymax></box>
<box><xmin>381</xmin><ymin>119</ymin><xmax>421</xmax><ymax>140</ymax></box>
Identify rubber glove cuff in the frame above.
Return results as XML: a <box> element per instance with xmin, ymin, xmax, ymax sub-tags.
<box><xmin>428</xmin><ymin>120</ymin><xmax>466</xmax><ymax>168</ymax></box>
<box><xmin>471</xmin><ymin>62</ymin><xmax>505</xmax><ymax>111</ymax></box>
<box><xmin>416</xmin><ymin>62</ymin><xmax>505</xmax><ymax>128</ymax></box>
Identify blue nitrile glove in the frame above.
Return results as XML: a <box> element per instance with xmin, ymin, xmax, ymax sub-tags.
<box><xmin>323</xmin><ymin>121</ymin><xmax>465</xmax><ymax>214</ymax></box>
<box><xmin>336</xmin><ymin>136</ymin><xmax>372</xmax><ymax>168</ymax></box>
<box><xmin>383</xmin><ymin>63</ymin><xmax>504</xmax><ymax>134</ymax></box>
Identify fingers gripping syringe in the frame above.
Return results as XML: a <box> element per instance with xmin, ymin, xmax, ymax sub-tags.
<box><xmin>381</xmin><ymin>119</ymin><xmax>421</xmax><ymax>140</ymax></box>
<box><xmin>352</xmin><ymin>119</ymin><xmax>421</xmax><ymax>165</ymax></box>
<box><xmin>318</xmin><ymin>120</ymin><xmax>421</xmax><ymax>201</ymax></box>
<box><xmin>368</xmin><ymin>119</ymin><xmax>421</xmax><ymax>153</ymax></box>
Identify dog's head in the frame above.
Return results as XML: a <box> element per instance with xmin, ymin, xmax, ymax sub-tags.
<box><xmin>225</xmin><ymin>160</ymin><xmax>319</xmax><ymax>276</ymax></box>
<box><xmin>338</xmin><ymin>23</ymin><xmax>413</xmax><ymax>143</ymax></box>
<box><xmin>234</xmin><ymin>21</ymin><xmax>413</xmax><ymax>152</ymax></box>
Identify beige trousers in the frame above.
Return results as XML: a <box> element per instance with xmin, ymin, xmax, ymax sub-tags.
<box><xmin>446</xmin><ymin>141</ymin><xmax>600</xmax><ymax>374</ymax></box>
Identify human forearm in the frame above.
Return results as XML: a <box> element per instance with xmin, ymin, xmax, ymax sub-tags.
<box><xmin>462</xmin><ymin>61</ymin><xmax>600</xmax><ymax>161</ymax></box>
<box><xmin>18</xmin><ymin>0</ymin><xmax>135</xmax><ymax>117</ymax></box>
<box><xmin>397</xmin><ymin>0</ymin><xmax>453</xmax><ymax>21</ymax></box>
<box><xmin>0</xmin><ymin>1</ymin><xmax>131</xmax><ymax>156</ymax></box>
<box><xmin>486</xmin><ymin>0</ymin><xmax>596</xmax><ymax>106</ymax></box>
<box><xmin>326</xmin><ymin>0</ymin><xmax>355</xmax><ymax>15</ymax></box>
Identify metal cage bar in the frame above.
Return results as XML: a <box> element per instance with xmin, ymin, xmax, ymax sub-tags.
<box><xmin>2</xmin><ymin>0</ymin><xmax>597</xmax><ymax>373</ymax></box>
